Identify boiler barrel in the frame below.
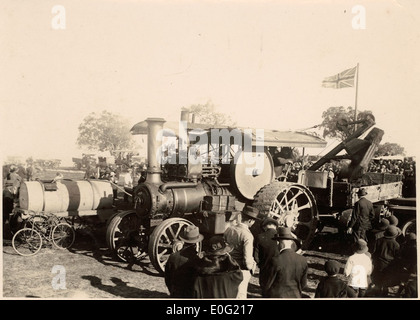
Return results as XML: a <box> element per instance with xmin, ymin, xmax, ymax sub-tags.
<box><xmin>19</xmin><ymin>180</ymin><xmax>114</xmax><ymax>213</ymax></box>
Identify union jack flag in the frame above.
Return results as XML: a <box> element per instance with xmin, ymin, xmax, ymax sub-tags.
<box><xmin>322</xmin><ymin>66</ymin><xmax>357</xmax><ymax>89</ymax></box>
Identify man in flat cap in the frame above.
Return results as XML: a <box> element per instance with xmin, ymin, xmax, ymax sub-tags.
<box><xmin>224</xmin><ymin>205</ymin><xmax>260</xmax><ymax>299</ymax></box>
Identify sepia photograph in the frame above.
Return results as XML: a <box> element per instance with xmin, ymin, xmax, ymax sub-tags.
<box><xmin>1</xmin><ymin>0</ymin><xmax>419</xmax><ymax>308</ymax></box>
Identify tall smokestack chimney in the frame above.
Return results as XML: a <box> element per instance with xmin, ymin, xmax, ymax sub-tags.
<box><xmin>180</xmin><ymin>110</ymin><xmax>189</xmax><ymax>123</ymax></box>
<box><xmin>146</xmin><ymin>117</ymin><xmax>166</xmax><ymax>184</ymax></box>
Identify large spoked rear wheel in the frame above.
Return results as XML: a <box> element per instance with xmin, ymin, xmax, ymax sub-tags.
<box><xmin>148</xmin><ymin>218</ymin><xmax>200</xmax><ymax>275</ymax></box>
<box><xmin>52</xmin><ymin>223</ymin><xmax>75</xmax><ymax>249</ymax></box>
<box><xmin>253</xmin><ymin>181</ymin><xmax>319</xmax><ymax>250</ymax></box>
<box><xmin>106</xmin><ymin>210</ymin><xmax>145</xmax><ymax>262</ymax></box>
<box><xmin>12</xmin><ymin>228</ymin><xmax>43</xmax><ymax>256</ymax></box>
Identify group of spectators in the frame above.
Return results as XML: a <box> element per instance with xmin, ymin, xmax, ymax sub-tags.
<box><xmin>341</xmin><ymin>188</ymin><xmax>417</xmax><ymax>298</ymax></box>
<box><xmin>165</xmin><ymin>189</ymin><xmax>417</xmax><ymax>299</ymax></box>
<box><xmin>162</xmin><ymin>206</ymin><xmax>294</xmax><ymax>299</ymax></box>
<box><xmin>164</xmin><ymin>205</ymin><xmax>309</xmax><ymax>299</ymax></box>
<box><xmin>93</xmin><ymin>165</ymin><xmax>134</xmax><ymax>203</ymax></box>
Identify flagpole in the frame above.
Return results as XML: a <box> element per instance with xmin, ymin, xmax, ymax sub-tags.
<box><xmin>353</xmin><ymin>63</ymin><xmax>359</xmax><ymax>133</ymax></box>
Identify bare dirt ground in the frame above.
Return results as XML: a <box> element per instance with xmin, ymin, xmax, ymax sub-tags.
<box><xmin>1</xmin><ymin>169</ymin><xmax>402</xmax><ymax>300</ymax></box>
<box><xmin>2</xmin><ymin>228</ymin><xmax>351</xmax><ymax>299</ymax></box>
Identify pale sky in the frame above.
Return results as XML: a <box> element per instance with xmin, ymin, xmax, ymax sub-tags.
<box><xmin>1</xmin><ymin>0</ymin><xmax>420</xmax><ymax>166</ymax></box>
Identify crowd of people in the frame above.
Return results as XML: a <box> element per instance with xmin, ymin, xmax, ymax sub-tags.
<box><xmin>164</xmin><ymin>191</ymin><xmax>417</xmax><ymax>299</ymax></box>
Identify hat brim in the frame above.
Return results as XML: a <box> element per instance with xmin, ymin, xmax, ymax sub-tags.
<box><xmin>272</xmin><ymin>234</ymin><xmax>302</xmax><ymax>246</ymax></box>
<box><xmin>384</xmin><ymin>233</ymin><xmax>398</xmax><ymax>239</ymax></box>
<box><xmin>262</xmin><ymin>218</ymin><xmax>279</xmax><ymax>228</ymax></box>
<box><xmin>180</xmin><ymin>234</ymin><xmax>204</xmax><ymax>243</ymax></box>
<box><xmin>205</xmin><ymin>244</ymin><xmax>233</xmax><ymax>256</ymax></box>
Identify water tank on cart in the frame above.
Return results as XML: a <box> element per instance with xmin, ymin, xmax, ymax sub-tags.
<box><xmin>18</xmin><ymin>179</ymin><xmax>116</xmax><ymax>221</ymax></box>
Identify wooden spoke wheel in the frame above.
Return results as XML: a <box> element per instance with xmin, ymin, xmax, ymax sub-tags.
<box><xmin>253</xmin><ymin>181</ymin><xmax>319</xmax><ymax>249</ymax></box>
<box><xmin>148</xmin><ymin>218</ymin><xmax>200</xmax><ymax>275</ymax></box>
<box><xmin>106</xmin><ymin>211</ymin><xmax>146</xmax><ymax>262</ymax></box>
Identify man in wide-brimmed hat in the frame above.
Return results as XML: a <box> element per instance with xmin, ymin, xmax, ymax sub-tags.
<box><xmin>371</xmin><ymin>225</ymin><xmax>401</xmax><ymax>297</ymax></box>
<box><xmin>261</xmin><ymin>227</ymin><xmax>308</xmax><ymax>298</ymax></box>
<box><xmin>253</xmin><ymin>217</ymin><xmax>280</xmax><ymax>297</ymax></box>
<box><xmin>224</xmin><ymin>205</ymin><xmax>260</xmax><ymax>299</ymax></box>
<box><xmin>367</xmin><ymin>218</ymin><xmax>389</xmax><ymax>252</ymax></box>
<box><xmin>192</xmin><ymin>236</ymin><xmax>243</xmax><ymax>298</ymax></box>
<box><xmin>347</xmin><ymin>188</ymin><xmax>375</xmax><ymax>244</ymax></box>
<box><xmin>344</xmin><ymin>239</ymin><xmax>373</xmax><ymax>297</ymax></box>
<box><xmin>165</xmin><ymin>225</ymin><xmax>204</xmax><ymax>298</ymax></box>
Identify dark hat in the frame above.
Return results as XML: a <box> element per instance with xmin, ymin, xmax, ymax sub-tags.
<box><xmin>384</xmin><ymin>225</ymin><xmax>399</xmax><ymax>239</ymax></box>
<box><xmin>205</xmin><ymin>236</ymin><xmax>233</xmax><ymax>256</ymax></box>
<box><xmin>272</xmin><ymin>227</ymin><xmax>300</xmax><ymax>244</ymax></box>
<box><xmin>377</xmin><ymin>218</ymin><xmax>390</xmax><ymax>231</ymax></box>
<box><xmin>355</xmin><ymin>239</ymin><xmax>368</xmax><ymax>254</ymax></box>
<box><xmin>357</xmin><ymin>188</ymin><xmax>367</xmax><ymax>196</ymax></box>
<box><xmin>325</xmin><ymin>260</ymin><xmax>341</xmax><ymax>276</ymax></box>
<box><xmin>179</xmin><ymin>225</ymin><xmax>204</xmax><ymax>244</ymax></box>
<box><xmin>261</xmin><ymin>217</ymin><xmax>279</xmax><ymax>228</ymax></box>
<box><xmin>242</xmin><ymin>205</ymin><xmax>260</xmax><ymax>220</ymax></box>
<box><xmin>388</xmin><ymin>215</ymin><xmax>399</xmax><ymax>226</ymax></box>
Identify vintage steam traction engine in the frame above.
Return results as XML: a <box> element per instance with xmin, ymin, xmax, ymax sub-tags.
<box><xmin>105</xmin><ymin>111</ymin><xmax>403</xmax><ymax>274</ymax></box>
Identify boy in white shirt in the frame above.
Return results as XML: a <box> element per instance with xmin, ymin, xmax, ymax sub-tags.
<box><xmin>344</xmin><ymin>239</ymin><xmax>372</xmax><ymax>297</ymax></box>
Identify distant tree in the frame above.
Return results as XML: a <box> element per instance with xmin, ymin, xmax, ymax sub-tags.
<box><xmin>183</xmin><ymin>101</ymin><xmax>236</xmax><ymax>126</ymax></box>
<box><xmin>375</xmin><ymin>142</ymin><xmax>406</xmax><ymax>157</ymax></box>
<box><xmin>77</xmin><ymin>111</ymin><xmax>135</xmax><ymax>152</ymax></box>
<box><xmin>320</xmin><ymin>106</ymin><xmax>374</xmax><ymax>141</ymax></box>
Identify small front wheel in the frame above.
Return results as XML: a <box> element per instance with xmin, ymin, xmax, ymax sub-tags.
<box><xmin>12</xmin><ymin>228</ymin><xmax>43</xmax><ymax>256</ymax></box>
<box><xmin>52</xmin><ymin>223</ymin><xmax>75</xmax><ymax>249</ymax></box>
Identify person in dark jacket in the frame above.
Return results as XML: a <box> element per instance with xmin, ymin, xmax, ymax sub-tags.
<box><xmin>315</xmin><ymin>260</ymin><xmax>357</xmax><ymax>298</ymax></box>
<box><xmin>254</xmin><ymin>217</ymin><xmax>279</xmax><ymax>297</ymax></box>
<box><xmin>347</xmin><ymin>188</ymin><xmax>375</xmax><ymax>243</ymax></box>
<box><xmin>164</xmin><ymin>225</ymin><xmax>203</xmax><ymax>298</ymax></box>
<box><xmin>262</xmin><ymin>227</ymin><xmax>308</xmax><ymax>298</ymax></box>
<box><xmin>192</xmin><ymin>236</ymin><xmax>243</xmax><ymax>298</ymax></box>
<box><xmin>371</xmin><ymin>225</ymin><xmax>401</xmax><ymax>297</ymax></box>
<box><xmin>367</xmin><ymin>218</ymin><xmax>389</xmax><ymax>253</ymax></box>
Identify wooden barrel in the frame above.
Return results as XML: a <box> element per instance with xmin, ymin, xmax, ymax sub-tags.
<box><xmin>90</xmin><ymin>180</ymin><xmax>113</xmax><ymax>209</ymax></box>
<box><xmin>19</xmin><ymin>181</ymin><xmax>44</xmax><ymax>211</ymax></box>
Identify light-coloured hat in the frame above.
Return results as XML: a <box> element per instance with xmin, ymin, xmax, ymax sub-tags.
<box><xmin>179</xmin><ymin>225</ymin><xmax>204</xmax><ymax>244</ymax></box>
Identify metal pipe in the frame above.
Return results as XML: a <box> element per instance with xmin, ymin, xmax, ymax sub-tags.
<box><xmin>159</xmin><ymin>182</ymin><xmax>198</xmax><ymax>193</ymax></box>
<box><xmin>146</xmin><ymin>117</ymin><xmax>166</xmax><ymax>184</ymax></box>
